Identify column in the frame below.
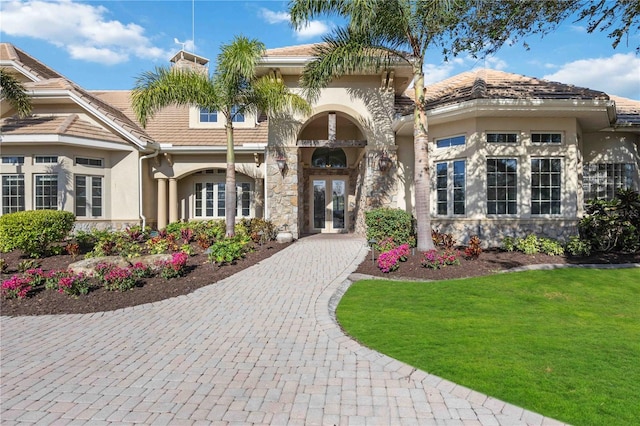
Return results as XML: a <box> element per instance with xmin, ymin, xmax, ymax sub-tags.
<box><xmin>169</xmin><ymin>178</ymin><xmax>178</xmax><ymax>224</ymax></box>
<box><xmin>157</xmin><ymin>178</ymin><xmax>168</xmax><ymax>230</ymax></box>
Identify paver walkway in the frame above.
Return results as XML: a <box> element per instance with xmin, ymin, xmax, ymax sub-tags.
<box><xmin>1</xmin><ymin>234</ymin><xmax>566</xmax><ymax>425</ymax></box>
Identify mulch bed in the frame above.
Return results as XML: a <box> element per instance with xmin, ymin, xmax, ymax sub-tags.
<box><xmin>1</xmin><ymin>242</ymin><xmax>290</xmax><ymax>317</ymax></box>
<box><xmin>2</xmin><ymin>242</ymin><xmax>639</xmax><ymax>317</ymax></box>
<box><xmin>355</xmin><ymin>248</ymin><xmax>640</xmax><ymax>281</ymax></box>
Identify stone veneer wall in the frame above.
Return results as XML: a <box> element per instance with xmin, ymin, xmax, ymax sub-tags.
<box><xmin>431</xmin><ymin>218</ymin><xmax>579</xmax><ymax>247</ymax></box>
<box><xmin>266</xmin><ymin>147</ymin><xmax>300</xmax><ymax>238</ymax></box>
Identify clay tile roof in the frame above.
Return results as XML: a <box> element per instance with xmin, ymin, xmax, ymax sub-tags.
<box><xmin>0</xmin><ymin>42</ymin><xmax>66</xmax><ymax>80</ymax></box>
<box><xmin>609</xmin><ymin>95</ymin><xmax>640</xmax><ymax>127</ymax></box>
<box><xmin>92</xmin><ymin>90</ymin><xmax>269</xmax><ymax>147</ymax></box>
<box><xmin>0</xmin><ymin>114</ymin><xmax>129</xmax><ymax>144</ymax></box>
<box><xmin>264</xmin><ymin>44</ymin><xmax>323</xmax><ymax>57</ymax></box>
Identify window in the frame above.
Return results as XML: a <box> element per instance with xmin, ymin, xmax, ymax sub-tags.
<box><xmin>531</xmin><ymin>158</ymin><xmax>561</xmax><ymax>215</ymax></box>
<box><xmin>487</xmin><ymin>159</ymin><xmax>517</xmax><ymax>215</ymax></box>
<box><xmin>231</xmin><ymin>105</ymin><xmax>245</xmax><ymax>123</ymax></box>
<box><xmin>1</xmin><ymin>156</ymin><xmax>24</xmax><ymax>165</ymax></box>
<box><xmin>436</xmin><ymin>135</ymin><xmax>465</xmax><ymax>149</ymax></box>
<box><xmin>531</xmin><ymin>133</ymin><xmax>562</xmax><ymax>144</ymax></box>
<box><xmin>75</xmin><ymin>175</ymin><xmax>102</xmax><ymax>217</ymax></box>
<box><xmin>583</xmin><ymin>163</ymin><xmax>635</xmax><ymax>201</ymax></box>
<box><xmin>487</xmin><ymin>133</ymin><xmax>518</xmax><ymax>144</ymax></box>
<box><xmin>312</xmin><ymin>148</ymin><xmax>347</xmax><ymax>168</ymax></box>
<box><xmin>34</xmin><ymin>156</ymin><xmax>58</xmax><ymax>164</ymax></box>
<box><xmin>195</xmin><ymin>182</ymin><xmax>252</xmax><ymax>218</ymax></box>
<box><xmin>199</xmin><ymin>107</ymin><xmax>217</xmax><ymax>123</ymax></box>
<box><xmin>75</xmin><ymin>157</ymin><xmax>103</xmax><ymax>167</ymax></box>
<box><xmin>436</xmin><ymin>160</ymin><xmax>466</xmax><ymax>216</ymax></box>
<box><xmin>2</xmin><ymin>175</ymin><xmax>25</xmax><ymax>214</ymax></box>
<box><xmin>34</xmin><ymin>174</ymin><xmax>58</xmax><ymax>210</ymax></box>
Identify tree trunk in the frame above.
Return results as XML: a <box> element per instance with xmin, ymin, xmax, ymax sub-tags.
<box><xmin>413</xmin><ymin>67</ymin><xmax>435</xmax><ymax>252</ymax></box>
<box><xmin>225</xmin><ymin>121</ymin><xmax>236</xmax><ymax>237</ymax></box>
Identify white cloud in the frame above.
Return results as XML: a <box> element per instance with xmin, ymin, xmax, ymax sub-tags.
<box><xmin>259</xmin><ymin>8</ymin><xmax>290</xmax><ymax>24</ymax></box>
<box><xmin>0</xmin><ymin>0</ymin><xmax>171</xmax><ymax>64</ymax></box>
<box><xmin>543</xmin><ymin>53</ymin><xmax>640</xmax><ymax>99</ymax></box>
<box><xmin>295</xmin><ymin>20</ymin><xmax>331</xmax><ymax>40</ymax></box>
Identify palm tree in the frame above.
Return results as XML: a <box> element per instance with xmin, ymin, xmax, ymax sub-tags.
<box><xmin>132</xmin><ymin>36</ymin><xmax>310</xmax><ymax>237</ymax></box>
<box><xmin>0</xmin><ymin>69</ymin><xmax>32</xmax><ymax>117</ymax></box>
<box><xmin>289</xmin><ymin>0</ymin><xmax>468</xmax><ymax>251</ymax></box>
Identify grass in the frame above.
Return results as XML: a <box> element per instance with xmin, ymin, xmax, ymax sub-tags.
<box><xmin>336</xmin><ymin>268</ymin><xmax>640</xmax><ymax>425</ymax></box>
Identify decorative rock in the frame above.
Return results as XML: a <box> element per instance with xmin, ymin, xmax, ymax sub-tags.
<box><xmin>276</xmin><ymin>231</ymin><xmax>293</xmax><ymax>244</ymax></box>
<box><xmin>129</xmin><ymin>254</ymin><xmax>174</xmax><ymax>272</ymax></box>
<box><xmin>67</xmin><ymin>256</ymin><xmax>130</xmax><ymax>275</ymax></box>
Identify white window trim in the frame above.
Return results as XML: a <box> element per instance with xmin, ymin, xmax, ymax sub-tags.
<box><xmin>530</xmin><ymin>157</ymin><xmax>563</xmax><ymax>216</ymax></box>
<box><xmin>75</xmin><ymin>175</ymin><xmax>103</xmax><ymax>218</ymax></box>
<box><xmin>435</xmin><ymin>159</ymin><xmax>466</xmax><ymax>217</ymax></box>
<box><xmin>530</xmin><ymin>131</ymin><xmax>564</xmax><ymax>145</ymax></box>
<box><xmin>75</xmin><ymin>156</ymin><xmax>104</xmax><ymax>168</ymax></box>
<box><xmin>486</xmin><ymin>157</ymin><xmax>519</xmax><ymax>216</ymax></box>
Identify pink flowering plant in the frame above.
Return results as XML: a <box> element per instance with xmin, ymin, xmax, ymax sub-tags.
<box><xmin>49</xmin><ymin>271</ymin><xmax>91</xmax><ymax>296</ymax></box>
<box><xmin>102</xmin><ymin>266</ymin><xmax>138</xmax><ymax>292</ymax></box>
<box><xmin>421</xmin><ymin>249</ymin><xmax>461</xmax><ymax>269</ymax></box>
<box><xmin>376</xmin><ymin>243</ymin><xmax>412</xmax><ymax>273</ymax></box>
<box><xmin>158</xmin><ymin>252</ymin><xmax>189</xmax><ymax>279</ymax></box>
<box><xmin>2</xmin><ymin>275</ymin><xmax>33</xmax><ymax>299</ymax></box>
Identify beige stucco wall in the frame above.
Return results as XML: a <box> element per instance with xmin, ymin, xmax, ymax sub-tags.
<box><xmin>0</xmin><ymin>144</ymin><xmax>141</xmax><ymax>229</ymax></box>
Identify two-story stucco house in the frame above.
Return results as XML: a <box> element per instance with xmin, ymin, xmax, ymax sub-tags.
<box><xmin>1</xmin><ymin>42</ymin><xmax>639</xmax><ymax>245</ymax></box>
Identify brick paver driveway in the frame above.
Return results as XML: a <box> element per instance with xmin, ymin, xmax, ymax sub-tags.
<box><xmin>1</xmin><ymin>234</ymin><xmax>564</xmax><ymax>425</ymax></box>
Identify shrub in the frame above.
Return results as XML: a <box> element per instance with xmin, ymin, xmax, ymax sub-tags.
<box><xmin>377</xmin><ymin>237</ymin><xmax>397</xmax><ymax>253</ymax></box>
<box><xmin>240</xmin><ymin>218</ymin><xmax>277</xmax><ymax>243</ymax></box>
<box><xmin>432</xmin><ymin>230</ymin><xmax>456</xmax><ymax>249</ymax></box>
<box><xmin>566</xmin><ymin>235</ymin><xmax>592</xmax><ymax>257</ymax></box>
<box><xmin>377</xmin><ymin>250</ymin><xmax>400</xmax><ymax>273</ymax></box>
<box><xmin>55</xmin><ymin>272</ymin><xmax>91</xmax><ymax>296</ymax></box>
<box><xmin>516</xmin><ymin>234</ymin><xmax>540</xmax><ymax>255</ymax></box>
<box><xmin>1</xmin><ymin>275</ymin><xmax>33</xmax><ymax>299</ymax></box>
<box><xmin>365</xmin><ymin>208</ymin><xmax>415</xmax><ymax>250</ymax></box>
<box><xmin>145</xmin><ymin>236</ymin><xmax>170</xmax><ymax>254</ymax></box>
<box><xmin>539</xmin><ymin>237</ymin><xmax>565</xmax><ymax>256</ymax></box>
<box><xmin>65</xmin><ymin>242</ymin><xmax>80</xmax><ymax>258</ymax></box>
<box><xmin>421</xmin><ymin>249</ymin><xmax>461</xmax><ymax>269</ymax></box>
<box><xmin>0</xmin><ymin>210</ymin><xmax>75</xmax><ymax>257</ymax></box>
<box><xmin>579</xmin><ymin>189</ymin><xmax>640</xmax><ymax>253</ymax></box>
<box><xmin>130</xmin><ymin>262</ymin><xmax>154</xmax><ymax>279</ymax></box>
<box><xmin>206</xmin><ymin>235</ymin><xmax>251</xmax><ymax>265</ymax></box>
<box><xmin>158</xmin><ymin>252</ymin><xmax>189</xmax><ymax>279</ymax></box>
<box><xmin>501</xmin><ymin>236</ymin><xmax>517</xmax><ymax>252</ymax></box>
<box><xmin>464</xmin><ymin>235</ymin><xmax>482</xmax><ymax>259</ymax></box>
<box><xmin>102</xmin><ymin>267</ymin><xmax>138</xmax><ymax>292</ymax></box>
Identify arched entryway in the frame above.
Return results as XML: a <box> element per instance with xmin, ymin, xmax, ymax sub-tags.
<box><xmin>297</xmin><ymin>112</ymin><xmax>367</xmax><ymax>234</ymax></box>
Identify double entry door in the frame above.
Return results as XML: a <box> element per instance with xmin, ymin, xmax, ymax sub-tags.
<box><xmin>311</xmin><ymin>176</ymin><xmax>347</xmax><ymax>232</ymax></box>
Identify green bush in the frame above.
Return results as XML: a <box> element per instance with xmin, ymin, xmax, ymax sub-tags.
<box><xmin>539</xmin><ymin>237</ymin><xmax>564</xmax><ymax>256</ymax></box>
<box><xmin>0</xmin><ymin>210</ymin><xmax>75</xmax><ymax>258</ymax></box>
<box><xmin>365</xmin><ymin>208</ymin><xmax>415</xmax><ymax>250</ymax></box>
<box><xmin>515</xmin><ymin>234</ymin><xmax>540</xmax><ymax>255</ymax></box>
<box><xmin>501</xmin><ymin>236</ymin><xmax>516</xmax><ymax>252</ymax></box>
<box><xmin>239</xmin><ymin>218</ymin><xmax>277</xmax><ymax>243</ymax></box>
<box><xmin>579</xmin><ymin>189</ymin><xmax>640</xmax><ymax>253</ymax></box>
<box><xmin>207</xmin><ymin>235</ymin><xmax>251</xmax><ymax>265</ymax></box>
<box><xmin>566</xmin><ymin>235</ymin><xmax>592</xmax><ymax>257</ymax></box>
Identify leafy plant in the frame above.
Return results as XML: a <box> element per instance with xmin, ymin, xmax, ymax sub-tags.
<box><xmin>539</xmin><ymin>238</ymin><xmax>564</xmax><ymax>256</ymax></box>
<box><xmin>0</xmin><ymin>210</ymin><xmax>75</xmax><ymax>257</ymax></box>
<box><xmin>206</xmin><ymin>236</ymin><xmax>250</xmax><ymax>265</ymax></box>
<box><xmin>365</xmin><ymin>208</ymin><xmax>415</xmax><ymax>249</ymax></box>
<box><xmin>158</xmin><ymin>252</ymin><xmax>189</xmax><ymax>279</ymax></box>
<box><xmin>377</xmin><ymin>250</ymin><xmax>400</xmax><ymax>273</ymax></box>
<box><xmin>65</xmin><ymin>242</ymin><xmax>80</xmax><ymax>258</ymax></box>
<box><xmin>102</xmin><ymin>267</ymin><xmax>138</xmax><ymax>292</ymax></box>
<box><xmin>0</xmin><ymin>258</ymin><xmax>6</xmax><ymax>273</ymax></box>
<box><xmin>421</xmin><ymin>249</ymin><xmax>461</xmax><ymax>269</ymax></box>
<box><xmin>501</xmin><ymin>236</ymin><xmax>517</xmax><ymax>252</ymax></box>
<box><xmin>432</xmin><ymin>230</ymin><xmax>456</xmax><ymax>250</ymax></box>
<box><xmin>1</xmin><ymin>275</ymin><xmax>32</xmax><ymax>299</ymax></box>
<box><xmin>566</xmin><ymin>236</ymin><xmax>592</xmax><ymax>257</ymax></box>
<box><xmin>55</xmin><ymin>271</ymin><xmax>91</xmax><ymax>297</ymax></box>
<box><xmin>464</xmin><ymin>235</ymin><xmax>482</xmax><ymax>259</ymax></box>
<box><xmin>17</xmin><ymin>259</ymin><xmax>40</xmax><ymax>273</ymax></box>
<box><xmin>516</xmin><ymin>234</ymin><xmax>540</xmax><ymax>255</ymax></box>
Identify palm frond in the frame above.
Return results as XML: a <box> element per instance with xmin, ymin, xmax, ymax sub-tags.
<box><xmin>0</xmin><ymin>69</ymin><xmax>32</xmax><ymax>118</ymax></box>
<box><xmin>251</xmin><ymin>76</ymin><xmax>312</xmax><ymax>118</ymax></box>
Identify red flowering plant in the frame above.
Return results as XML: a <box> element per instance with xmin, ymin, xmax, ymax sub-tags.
<box><xmin>50</xmin><ymin>271</ymin><xmax>91</xmax><ymax>297</ymax></box>
<box><xmin>1</xmin><ymin>275</ymin><xmax>33</xmax><ymax>299</ymax></box>
<box><xmin>158</xmin><ymin>251</ymin><xmax>189</xmax><ymax>279</ymax></box>
<box><xmin>102</xmin><ymin>267</ymin><xmax>138</xmax><ymax>292</ymax></box>
<box><xmin>421</xmin><ymin>249</ymin><xmax>461</xmax><ymax>269</ymax></box>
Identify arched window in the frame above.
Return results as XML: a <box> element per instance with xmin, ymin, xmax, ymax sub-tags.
<box><xmin>312</xmin><ymin>148</ymin><xmax>347</xmax><ymax>168</ymax></box>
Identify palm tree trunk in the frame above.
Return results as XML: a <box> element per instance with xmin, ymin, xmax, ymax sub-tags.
<box><xmin>225</xmin><ymin>121</ymin><xmax>236</xmax><ymax>237</ymax></box>
<box><xmin>413</xmin><ymin>67</ymin><xmax>435</xmax><ymax>252</ymax></box>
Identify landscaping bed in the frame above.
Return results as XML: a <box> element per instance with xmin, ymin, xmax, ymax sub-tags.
<box><xmin>1</xmin><ymin>241</ymin><xmax>290</xmax><ymax>317</ymax></box>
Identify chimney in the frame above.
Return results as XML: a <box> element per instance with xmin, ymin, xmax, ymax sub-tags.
<box><xmin>170</xmin><ymin>50</ymin><xmax>209</xmax><ymax>75</ymax></box>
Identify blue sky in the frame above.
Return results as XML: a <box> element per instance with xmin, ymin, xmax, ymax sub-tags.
<box><xmin>1</xmin><ymin>0</ymin><xmax>639</xmax><ymax>99</ymax></box>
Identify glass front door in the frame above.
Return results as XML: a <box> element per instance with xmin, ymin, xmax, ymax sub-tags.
<box><xmin>311</xmin><ymin>177</ymin><xmax>347</xmax><ymax>232</ymax></box>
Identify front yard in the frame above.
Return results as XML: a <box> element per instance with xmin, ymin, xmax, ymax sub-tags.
<box><xmin>337</xmin><ymin>268</ymin><xmax>640</xmax><ymax>425</ymax></box>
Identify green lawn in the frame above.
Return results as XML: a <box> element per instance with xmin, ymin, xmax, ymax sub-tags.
<box><xmin>336</xmin><ymin>268</ymin><xmax>640</xmax><ymax>425</ymax></box>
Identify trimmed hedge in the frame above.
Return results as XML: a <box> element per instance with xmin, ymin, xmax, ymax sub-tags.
<box><xmin>365</xmin><ymin>208</ymin><xmax>415</xmax><ymax>249</ymax></box>
<box><xmin>0</xmin><ymin>210</ymin><xmax>75</xmax><ymax>258</ymax></box>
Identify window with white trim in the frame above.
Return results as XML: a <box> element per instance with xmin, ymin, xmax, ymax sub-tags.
<box><xmin>231</xmin><ymin>105</ymin><xmax>245</xmax><ymax>123</ymax></box>
<box><xmin>436</xmin><ymin>160</ymin><xmax>466</xmax><ymax>215</ymax></box>
<box><xmin>1</xmin><ymin>156</ymin><xmax>24</xmax><ymax>165</ymax></box>
<box><xmin>34</xmin><ymin>174</ymin><xmax>58</xmax><ymax>210</ymax></box>
<box><xmin>487</xmin><ymin>133</ymin><xmax>518</xmax><ymax>144</ymax></box>
<box><xmin>194</xmin><ymin>181</ymin><xmax>253</xmax><ymax>218</ymax></box>
<box><xmin>583</xmin><ymin>163</ymin><xmax>635</xmax><ymax>201</ymax></box>
<box><xmin>436</xmin><ymin>135</ymin><xmax>465</xmax><ymax>149</ymax></box>
<box><xmin>487</xmin><ymin>158</ymin><xmax>517</xmax><ymax>215</ymax></box>
<box><xmin>34</xmin><ymin>155</ymin><xmax>59</xmax><ymax>164</ymax></box>
<box><xmin>199</xmin><ymin>107</ymin><xmax>217</xmax><ymax>123</ymax></box>
<box><xmin>75</xmin><ymin>157</ymin><xmax>103</xmax><ymax>167</ymax></box>
<box><xmin>531</xmin><ymin>133</ymin><xmax>562</xmax><ymax>144</ymax></box>
<box><xmin>75</xmin><ymin>175</ymin><xmax>102</xmax><ymax>217</ymax></box>
<box><xmin>531</xmin><ymin>158</ymin><xmax>561</xmax><ymax>215</ymax></box>
<box><xmin>1</xmin><ymin>174</ymin><xmax>25</xmax><ymax>214</ymax></box>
